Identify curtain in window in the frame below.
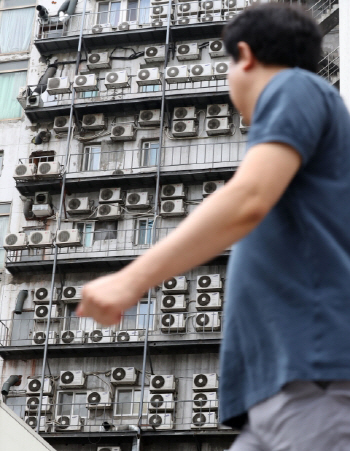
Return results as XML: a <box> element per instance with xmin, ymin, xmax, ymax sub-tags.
<box><xmin>0</xmin><ymin>71</ymin><xmax>27</xmax><ymax>120</ymax></box>
<box><xmin>139</xmin><ymin>0</ymin><xmax>150</xmax><ymax>24</ymax></box>
<box><xmin>0</xmin><ymin>215</ymin><xmax>9</xmax><ymax>268</ymax></box>
<box><xmin>0</xmin><ymin>8</ymin><xmax>35</xmax><ymax>53</ymax></box>
<box><xmin>94</xmin><ymin>221</ymin><xmax>118</xmax><ymax>240</ymax></box>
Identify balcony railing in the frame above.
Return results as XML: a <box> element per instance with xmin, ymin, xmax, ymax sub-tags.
<box><xmin>318</xmin><ymin>47</ymin><xmax>339</xmax><ymax>84</ymax></box>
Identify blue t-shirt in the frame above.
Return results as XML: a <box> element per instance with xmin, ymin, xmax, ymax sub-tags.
<box><xmin>219</xmin><ymin>68</ymin><xmax>350</xmax><ymax>428</ymax></box>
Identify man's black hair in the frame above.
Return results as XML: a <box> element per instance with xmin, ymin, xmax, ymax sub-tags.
<box><xmin>223</xmin><ymin>3</ymin><xmax>323</xmax><ymax>73</ymax></box>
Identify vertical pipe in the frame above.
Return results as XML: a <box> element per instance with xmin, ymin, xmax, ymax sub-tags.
<box><xmin>36</xmin><ymin>0</ymin><xmax>89</xmax><ymax>434</ymax></box>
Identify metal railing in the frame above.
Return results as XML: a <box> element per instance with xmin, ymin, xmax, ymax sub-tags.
<box><xmin>318</xmin><ymin>47</ymin><xmax>339</xmax><ymax>83</ymax></box>
<box><xmin>306</xmin><ymin>0</ymin><xmax>338</xmax><ymax>22</ymax></box>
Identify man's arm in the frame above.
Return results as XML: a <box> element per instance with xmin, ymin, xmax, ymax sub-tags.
<box><xmin>77</xmin><ymin>142</ymin><xmax>302</xmax><ymax>325</ymax></box>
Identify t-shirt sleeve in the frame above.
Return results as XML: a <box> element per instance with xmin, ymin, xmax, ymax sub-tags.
<box><xmin>247</xmin><ymin>72</ymin><xmax>328</xmax><ymax>166</ymax></box>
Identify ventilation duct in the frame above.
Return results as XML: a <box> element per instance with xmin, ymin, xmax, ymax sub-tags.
<box><xmin>33</xmin><ymin>64</ymin><xmax>58</xmax><ymax>96</ymax></box>
<box><xmin>14</xmin><ymin>290</ymin><xmax>28</xmax><ymax>314</ymax></box>
<box><xmin>1</xmin><ymin>375</ymin><xmax>21</xmax><ymax>396</ymax></box>
<box><xmin>58</xmin><ymin>0</ymin><xmax>78</xmax><ymax>21</ymax></box>
<box><xmin>23</xmin><ymin>198</ymin><xmax>35</xmax><ymax>220</ymax></box>
<box><xmin>32</xmin><ymin>131</ymin><xmax>51</xmax><ymax>145</ymax></box>
<box><xmin>36</xmin><ymin>5</ymin><xmax>49</xmax><ymax>21</ymax></box>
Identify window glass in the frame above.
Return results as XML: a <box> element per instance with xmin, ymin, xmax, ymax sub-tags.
<box><xmin>0</xmin><ymin>71</ymin><xmax>27</xmax><ymax>119</ymax></box>
<box><xmin>139</xmin><ymin>0</ymin><xmax>150</xmax><ymax>24</ymax></box>
<box><xmin>65</xmin><ymin>303</ymin><xmax>80</xmax><ymax>330</ymax></box>
<box><xmin>0</xmin><ymin>203</ymin><xmax>10</xmax><ymax>214</ymax></box>
<box><xmin>138</xmin><ymin>219</ymin><xmax>153</xmax><ymax>245</ymax></box>
<box><xmin>127</xmin><ymin>0</ymin><xmax>138</xmax><ymax>21</ymax></box>
<box><xmin>81</xmin><ymin>90</ymin><xmax>98</xmax><ymax>99</ymax></box>
<box><xmin>116</xmin><ymin>390</ymin><xmax>132</xmax><ymax>415</ymax></box>
<box><xmin>0</xmin><ymin>60</ymin><xmax>28</xmax><ymax>71</ymax></box>
<box><xmin>98</xmin><ymin>3</ymin><xmax>109</xmax><ymax>24</ymax></box>
<box><xmin>6</xmin><ymin>397</ymin><xmax>25</xmax><ymax>419</ymax></box>
<box><xmin>110</xmin><ymin>2</ymin><xmax>121</xmax><ymax>26</ymax></box>
<box><xmin>3</xmin><ymin>0</ymin><xmax>36</xmax><ymax>7</ymax></box>
<box><xmin>57</xmin><ymin>392</ymin><xmax>73</xmax><ymax>416</ymax></box>
<box><xmin>0</xmin><ymin>209</ymin><xmax>9</xmax><ymax>268</ymax></box>
<box><xmin>122</xmin><ymin>305</ymin><xmax>137</xmax><ymax>330</ymax></box>
<box><xmin>141</xmin><ymin>142</ymin><xmax>158</xmax><ymax>167</ymax></box>
<box><xmin>94</xmin><ymin>221</ymin><xmax>117</xmax><ymax>240</ymax></box>
<box><xmin>82</xmin><ymin>146</ymin><xmax>101</xmax><ymax>171</ymax></box>
<box><xmin>138</xmin><ymin>300</ymin><xmax>154</xmax><ymax>329</ymax></box>
<box><xmin>141</xmin><ymin>85</ymin><xmax>160</xmax><ymax>93</ymax></box>
<box><xmin>73</xmin><ymin>393</ymin><xmax>88</xmax><ymax>417</ymax></box>
<box><xmin>77</xmin><ymin>222</ymin><xmax>94</xmax><ymax>247</ymax></box>
<box><xmin>0</xmin><ymin>7</ymin><xmax>35</xmax><ymax>53</ymax></box>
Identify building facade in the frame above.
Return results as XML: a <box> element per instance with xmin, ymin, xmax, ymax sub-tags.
<box><xmin>0</xmin><ymin>1</ymin><xmax>339</xmax><ymax>451</ymax></box>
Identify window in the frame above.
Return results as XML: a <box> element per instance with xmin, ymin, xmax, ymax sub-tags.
<box><xmin>77</xmin><ymin>222</ymin><xmax>94</xmax><ymax>247</ymax></box>
<box><xmin>0</xmin><ymin>60</ymin><xmax>28</xmax><ymax>120</ymax></box>
<box><xmin>5</xmin><ymin>396</ymin><xmax>25</xmax><ymax>419</ymax></box>
<box><xmin>115</xmin><ymin>388</ymin><xmax>148</xmax><ymax>416</ymax></box>
<box><xmin>0</xmin><ymin>203</ymin><xmax>10</xmax><ymax>269</ymax></box>
<box><xmin>98</xmin><ymin>1</ymin><xmax>121</xmax><ymax>27</ymax></box>
<box><xmin>136</xmin><ymin>218</ymin><xmax>153</xmax><ymax>245</ymax></box>
<box><xmin>140</xmin><ymin>85</ymin><xmax>160</xmax><ymax>93</ymax></box>
<box><xmin>80</xmin><ymin>90</ymin><xmax>98</xmax><ymax>99</ymax></box>
<box><xmin>82</xmin><ymin>146</ymin><xmax>101</xmax><ymax>171</ymax></box>
<box><xmin>57</xmin><ymin>391</ymin><xmax>88</xmax><ymax>418</ymax></box>
<box><xmin>94</xmin><ymin>221</ymin><xmax>118</xmax><ymax>240</ymax></box>
<box><xmin>0</xmin><ymin>2</ymin><xmax>35</xmax><ymax>54</ymax></box>
<box><xmin>122</xmin><ymin>299</ymin><xmax>154</xmax><ymax>330</ymax></box>
<box><xmin>63</xmin><ymin>302</ymin><xmax>94</xmax><ymax>332</ymax></box>
<box><xmin>141</xmin><ymin>141</ymin><xmax>159</xmax><ymax>167</ymax></box>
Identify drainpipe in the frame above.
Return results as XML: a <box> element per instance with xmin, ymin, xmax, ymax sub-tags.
<box><xmin>1</xmin><ymin>376</ymin><xmax>21</xmax><ymax>396</ymax></box>
<box><xmin>33</xmin><ymin>64</ymin><xmax>58</xmax><ymax>96</ymax></box>
<box><xmin>14</xmin><ymin>290</ymin><xmax>28</xmax><ymax>315</ymax></box>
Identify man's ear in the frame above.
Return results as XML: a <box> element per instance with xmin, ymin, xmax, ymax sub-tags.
<box><xmin>237</xmin><ymin>41</ymin><xmax>255</xmax><ymax>71</ymax></box>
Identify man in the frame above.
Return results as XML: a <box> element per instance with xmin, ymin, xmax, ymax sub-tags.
<box><xmin>78</xmin><ymin>4</ymin><xmax>350</xmax><ymax>449</ymax></box>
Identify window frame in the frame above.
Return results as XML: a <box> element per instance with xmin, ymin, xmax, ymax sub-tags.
<box><xmin>120</xmin><ymin>298</ymin><xmax>155</xmax><ymax>331</ymax></box>
<box><xmin>0</xmin><ymin>60</ymin><xmax>28</xmax><ymax>120</ymax></box>
<box><xmin>113</xmin><ymin>387</ymin><xmax>149</xmax><ymax>417</ymax></box>
<box><xmin>0</xmin><ymin>203</ymin><xmax>11</xmax><ymax>269</ymax></box>
<box><xmin>140</xmin><ymin>140</ymin><xmax>159</xmax><ymax>168</ymax></box>
<box><xmin>56</xmin><ymin>390</ymin><xmax>89</xmax><ymax>419</ymax></box>
<box><xmin>76</xmin><ymin>222</ymin><xmax>95</xmax><ymax>247</ymax></box>
<box><xmin>135</xmin><ymin>217</ymin><xmax>154</xmax><ymax>246</ymax></box>
<box><xmin>82</xmin><ymin>145</ymin><xmax>102</xmax><ymax>172</ymax></box>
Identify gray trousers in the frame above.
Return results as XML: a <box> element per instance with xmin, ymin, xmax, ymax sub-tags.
<box><xmin>230</xmin><ymin>381</ymin><xmax>350</xmax><ymax>451</ymax></box>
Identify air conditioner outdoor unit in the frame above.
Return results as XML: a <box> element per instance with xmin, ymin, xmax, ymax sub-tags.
<box><xmin>98</xmin><ymin>448</ymin><xmax>121</xmax><ymax>451</ymax></box>
<box><xmin>151</xmin><ymin>4</ymin><xmax>171</xmax><ymax>17</ymax></box>
<box><xmin>200</xmin><ymin>12</ymin><xmax>222</xmax><ymax>22</ymax></box>
<box><xmin>192</xmin><ymin>391</ymin><xmax>218</xmax><ymax>411</ymax></box>
<box><xmin>17</xmin><ymin>86</ymin><xmax>28</xmax><ymax>109</ymax></box>
<box><xmin>37</xmin><ymin>161</ymin><xmax>61</xmax><ymax>177</ymax></box>
<box><xmin>213</xmin><ymin>60</ymin><xmax>229</xmax><ymax>79</ymax></box>
<box><xmin>56</xmin><ymin>229</ymin><xmax>82</xmax><ymax>247</ymax></box>
<box><xmin>86</xmin><ymin>392</ymin><xmax>112</xmax><ymax>410</ymax></box>
<box><xmin>190</xmin><ymin>63</ymin><xmax>213</xmax><ymax>81</ymax></box>
<box><xmin>145</xmin><ymin>45</ymin><xmax>166</xmax><ymax>63</ymax></box>
<box><xmin>151</xmin><ymin>18</ymin><xmax>165</xmax><ymax>27</ymax></box>
<box><xmin>139</xmin><ymin>109</ymin><xmax>161</xmax><ymax>126</ymax></box>
<box><xmin>136</xmin><ymin>67</ymin><xmax>161</xmax><ymax>86</ymax></box>
<box><xmin>13</xmin><ymin>163</ymin><xmax>37</xmax><ymax>179</ymax></box>
<box><xmin>171</xmin><ymin>119</ymin><xmax>198</xmax><ymax>137</ymax></box>
<box><xmin>176</xmin><ymin>43</ymin><xmax>200</xmax><ymax>61</ymax></box>
<box><xmin>197</xmin><ymin>274</ymin><xmax>223</xmax><ymax>291</ymax></box>
<box><xmin>26</xmin><ymin>415</ymin><xmax>50</xmax><ymax>432</ymax></box>
<box><xmin>173</xmin><ymin>106</ymin><xmax>196</xmax><ymax>120</ymax></box>
<box><xmin>118</xmin><ymin>20</ymin><xmax>138</xmax><ymax>31</ymax></box>
<box><xmin>116</xmin><ymin>330</ymin><xmax>139</xmax><ymax>342</ymax></box>
<box><xmin>53</xmin><ymin>116</ymin><xmax>75</xmax><ymax>133</ymax></box>
<box><xmin>205</xmin><ymin>117</ymin><xmax>231</xmax><ymax>136</ymax></box>
<box><xmin>26</xmin><ymin>94</ymin><xmax>43</xmax><ymax>109</ymax></box>
<box><xmin>26</xmin><ymin>377</ymin><xmax>54</xmax><ymax>395</ymax></box>
<box><xmin>148</xmin><ymin>413</ymin><xmax>174</xmax><ymax>429</ymax></box>
<box><xmin>150</xmin><ymin>375</ymin><xmax>176</xmax><ymax>392</ymax></box>
<box><xmin>209</xmin><ymin>40</ymin><xmax>226</xmax><ymax>58</ymax></box>
<box><xmin>87</xmin><ymin>52</ymin><xmax>111</xmax><ymax>70</ymax></box>
<box><xmin>224</xmin><ymin>0</ymin><xmax>246</xmax><ymax>10</ymax></box>
<box><xmin>34</xmin><ymin>304</ymin><xmax>59</xmax><ymax>322</ymax></box>
<box><xmin>60</xmin><ymin>330</ymin><xmax>85</xmax><ymax>344</ymax></box>
<box><xmin>96</xmin><ymin>204</ymin><xmax>122</xmax><ymax>220</ymax></box>
<box><xmin>239</xmin><ymin>115</ymin><xmax>250</xmax><ymax>133</ymax></box>
<box><xmin>33</xmin><ymin>191</ymin><xmax>53</xmax><ymax>218</ymax></box>
<box><xmin>59</xmin><ymin>370</ymin><xmax>86</xmax><ymax>388</ymax></box>
<box><xmin>160</xmin><ymin>199</ymin><xmax>185</xmax><ymax>217</ymax></box>
<box><xmin>32</xmin><ymin>331</ymin><xmax>58</xmax><ymax>346</ymax></box>
<box><xmin>25</xmin><ymin>395</ymin><xmax>52</xmax><ymax>414</ymax></box>
<box><xmin>151</xmin><ymin>0</ymin><xmax>169</xmax><ymax>4</ymax></box>
<box><xmin>161</xmin><ymin>183</ymin><xmax>185</xmax><ymax>199</ymax></box>
<box><xmin>191</xmin><ymin>412</ymin><xmax>217</xmax><ymax>429</ymax></box>
<box><xmin>176</xmin><ymin>2</ymin><xmax>199</xmax><ymax>15</ymax></box>
<box><xmin>166</xmin><ymin>65</ymin><xmax>189</xmax><ymax>84</ymax></box>
<box><xmin>206</xmin><ymin>103</ymin><xmax>230</xmax><ymax>117</ymax></box>
<box><xmin>111</xmin><ymin>123</ymin><xmax>136</xmax><ymax>141</ymax></box>
<box><xmin>73</xmin><ymin>74</ymin><xmax>98</xmax><ymax>92</ymax></box>
<box><xmin>28</xmin><ymin>230</ymin><xmax>53</xmax><ymax>248</ymax></box>
<box><xmin>66</xmin><ymin>197</ymin><xmax>91</xmax><ymax>215</ymax></box>
<box><xmin>193</xmin><ymin>373</ymin><xmax>219</xmax><ymax>391</ymax></box>
<box><xmin>196</xmin><ymin>292</ymin><xmax>222</xmax><ymax>310</ymax></box>
<box><xmin>162</xmin><ymin>276</ymin><xmax>188</xmax><ymax>294</ymax></box>
<box><xmin>105</xmin><ymin>70</ymin><xmax>129</xmax><ymax>89</ymax></box>
<box><xmin>224</xmin><ymin>10</ymin><xmax>236</xmax><ymax>20</ymax></box>
<box><xmin>62</xmin><ymin>286</ymin><xmax>83</xmax><ymax>302</ymax></box>
<box><xmin>175</xmin><ymin>15</ymin><xmax>198</xmax><ymax>25</ymax></box>
<box><xmin>34</xmin><ymin>287</ymin><xmax>58</xmax><ymax>304</ymax></box>
<box><xmin>82</xmin><ymin>113</ymin><xmax>106</xmax><ymax>130</ymax></box>
<box><xmin>161</xmin><ymin>313</ymin><xmax>186</xmax><ymax>332</ymax></box>
<box><xmin>88</xmin><ymin>328</ymin><xmax>115</xmax><ymax>344</ymax></box>
<box><xmin>55</xmin><ymin>415</ymin><xmax>82</xmax><ymax>431</ymax></box>
<box><xmin>47</xmin><ymin>77</ymin><xmax>71</xmax><ymax>95</ymax></box>
<box><xmin>201</xmin><ymin>0</ymin><xmax>222</xmax><ymax>12</ymax></box>
<box><xmin>99</xmin><ymin>187</ymin><xmax>122</xmax><ymax>203</ymax></box>
<box><xmin>92</xmin><ymin>23</ymin><xmax>112</xmax><ymax>34</ymax></box>
<box><xmin>161</xmin><ymin>294</ymin><xmax>187</xmax><ymax>312</ymax></box>
<box><xmin>126</xmin><ymin>192</ymin><xmax>150</xmax><ymax>209</ymax></box>
<box><xmin>202</xmin><ymin>180</ymin><xmax>225</xmax><ymax>197</ymax></box>
<box><xmin>4</xmin><ymin>233</ymin><xmax>28</xmax><ymax>250</ymax></box>
<box><xmin>195</xmin><ymin>312</ymin><xmax>221</xmax><ymax>331</ymax></box>
<box><xmin>111</xmin><ymin>367</ymin><xmax>138</xmax><ymax>385</ymax></box>
<box><xmin>148</xmin><ymin>393</ymin><xmax>175</xmax><ymax>412</ymax></box>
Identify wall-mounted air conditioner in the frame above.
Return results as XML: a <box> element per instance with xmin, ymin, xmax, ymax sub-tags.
<box><xmin>191</xmin><ymin>412</ymin><xmax>217</xmax><ymax>429</ymax></box>
<box><xmin>26</xmin><ymin>395</ymin><xmax>52</xmax><ymax>414</ymax></box>
<box><xmin>202</xmin><ymin>180</ymin><xmax>225</xmax><ymax>197</ymax></box>
<box><xmin>171</xmin><ymin>119</ymin><xmax>198</xmax><ymax>137</ymax></box>
<box><xmin>26</xmin><ymin>377</ymin><xmax>54</xmax><ymax>395</ymax></box>
<box><xmin>88</xmin><ymin>328</ymin><xmax>115</xmax><ymax>344</ymax></box>
<box><xmin>189</xmin><ymin>63</ymin><xmax>213</xmax><ymax>81</ymax></box>
<box><xmin>34</xmin><ymin>287</ymin><xmax>58</xmax><ymax>304</ymax></box>
<box><xmin>105</xmin><ymin>70</ymin><xmax>129</xmax><ymax>89</ymax></box>
<box><xmin>66</xmin><ymin>197</ymin><xmax>91</xmax><ymax>215</ymax></box>
<box><xmin>195</xmin><ymin>312</ymin><xmax>221</xmax><ymax>331</ymax></box>
<box><xmin>150</xmin><ymin>375</ymin><xmax>176</xmax><ymax>392</ymax></box>
<box><xmin>200</xmin><ymin>12</ymin><xmax>222</xmax><ymax>22</ymax></box>
<box><xmin>209</xmin><ymin>40</ymin><xmax>226</xmax><ymax>58</ymax></box>
<box><xmin>148</xmin><ymin>393</ymin><xmax>175</xmax><ymax>412</ymax></box>
<box><xmin>37</xmin><ymin>161</ymin><xmax>61</xmax><ymax>177</ymax></box>
<box><xmin>91</xmin><ymin>23</ymin><xmax>112</xmax><ymax>34</ymax></box>
<box><xmin>87</xmin><ymin>52</ymin><xmax>111</xmax><ymax>70</ymax></box>
<box><xmin>136</xmin><ymin>67</ymin><xmax>161</xmax><ymax>86</ymax></box>
<box><xmin>151</xmin><ymin>4</ymin><xmax>171</xmax><ymax>17</ymax></box>
<box><xmin>161</xmin><ymin>294</ymin><xmax>187</xmax><ymax>312</ymax></box>
<box><xmin>13</xmin><ymin>163</ymin><xmax>37</xmax><ymax>179</ymax></box>
<box><xmin>97</xmin><ymin>204</ymin><xmax>122</xmax><ymax>220</ymax></box>
<box><xmin>32</xmin><ymin>331</ymin><xmax>58</xmax><ymax>346</ymax></box>
<box><xmin>205</xmin><ymin>117</ymin><xmax>231</xmax><ymax>136</ymax></box>
<box><xmin>53</xmin><ymin>115</ymin><xmax>75</xmax><ymax>133</ymax></box>
<box><xmin>161</xmin><ymin>183</ymin><xmax>185</xmax><ymax>199</ymax></box>
<box><xmin>28</xmin><ymin>230</ymin><xmax>53</xmax><ymax>248</ymax></box>
<box><xmin>201</xmin><ymin>0</ymin><xmax>222</xmax><ymax>12</ymax></box>
<box><xmin>176</xmin><ymin>15</ymin><xmax>198</xmax><ymax>25</ymax></box>
<box><xmin>173</xmin><ymin>106</ymin><xmax>196</xmax><ymax>120</ymax></box>
<box><xmin>145</xmin><ymin>45</ymin><xmax>166</xmax><ymax>63</ymax></box>
<box><xmin>34</xmin><ymin>304</ymin><xmax>59</xmax><ymax>322</ymax></box>
<box><xmin>47</xmin><ymin>77</ymin><xmax>71</xmax><ymax>95</ymax></box>
<box><xmin>62</xmin><ymin>286</ymin><xmax>83</xmax><ymax>302</ymax></box>
<box><xmin>151</xmin><ymin>0</ymin><xmax>169</xmax><ymax>4</ymax></box>
<box><xmin>206</xmin><ymin>103</ymin><xmax>229</xmax><ymax>117</ymax></box>
<box><xmin>197</xmin><ymin>274</ymin><xmax>223</xmax><ymax>291</ymax></box>
<box><xmin>99</xmin><ymin>187</ymin><xmax>122</xmax><ymax>203</ymax></box>
<box><xmin>98</xmin><ymin>448</ymin><xmax>121</xmax><ymax>451</ymax></box>
<box><xmin>224</xmin><ymin>10</ymin><xmax>236</xmax><ymax>20</ymax></box>
<box><xmin>60</xmin><ymin>330</ymin><xmax>85</xmax><ymax>344</ymax></box>
<box><xmin>116</xmin><ymin>330</ymin><xmax>139</xmax><ymax>342</ymax></box>
<box><xmin>82</xmin><ymin>113</ymin><xmax>106</xmax><ymax>130</ymax></box>
<box><xmin>148</xmin><ymin>413</ymin><xmax>173</xmax><ymax>429</ymax></box>
<box><xmin>176</xmin><ymin>43</ymin><xmax>200</xmax><ymax>61</ymax></box>
<box><xmin>239</xmin><ymin>115</ymin><xmax>250</xmax><ymax>133</ymax></box>
<box><xmin>32</xmin><ymin>191</ymin><xmax>53</xmax><ymax>218</ymax></box>
<box><xmin>4</xmin><ymin>233</ymin><xmax>28</xmax><ymax>250</ymax></box>
<box><xmin>59</xmin><ymin>370</ymin><xmax>86</xmax><ymax>388</ymax></box>
<box><xmin>118</xmin><ymin>20</ymin><xmax>138</xmax><ymax>31</ymax></box>
<box><xmin>111</xmin><ymin>123</ymin><xmax>136</xmax><ymax>141</ymax></box>
<box><xmin>196</xmin><ymin>292</ymin><xmax>222</xmax><ymax>310</ymax></box>
<box><xmin>165</xmin><ymin>65</ymin><xmax>189</xmax><ymax>84</ymax></box>
<box><xmin>151</xmin><ymin>18</ymin><xmax>165</xmax><ymax>27</ymax></box>
<box><xmin>55</xmin><ymin>415</ymin><xmax>82</xmax><ymax>431</ymax></box>
<box><xmin>223</xmin><ymin>0</ymin><xmax>241</xmax><ymax>10</ymax></box>
<box><xmin>192</xmin><ymin>373</ymin><xmax>218</xmax><ymax>391</ymax></box>
<box><xmin>139</xmin><ymin>109</ymin><xmax>161</xmax><ymax>126</ymax></box>
<box><xmin>86</xmin><ymin>391</ymin><xmax>112</xmax><ymax>409</ymax></box>
<box><xmin>161</xmin><ymin>313</ymin><xmax>186</xmax><ymax>332</ymax></box>
<box><xmin>111</xmin><ymin>367</ymin><xmax>138</xmax><ymax>385</ymax></box>
<box><xmin>160</xmin><ymin>199</ymin><xmax>185</xmax><ymax>217</ymax></box>
<box><xmin>162</xmin><ymin>276</ymin><xmax>188</xmax><ymax>294</ymax></box>
<box><xmin>126</xmin><ymin>192</ymin><xmax>150</xmax><ymax>209</ymax></box>
<box><xmin>73</xmin><ymin>74</ymin><xmax>98</xmax><ymax>92</ymax></box>
<box><xmin>26</xmin><ymin>94</ymin><xmax>43</xmax><ymax>109</ymax></box>
<box><xmin>56</xmin><ymin>229</ymin><xmax>82</xmax><ymax>247</ymax></box>
<box><xmin>176</xmin><ymin>2</ymin><xmax>199</xmax><ymax>15</ymax></box>
<box><xmin>192</xmin><ymin>391</ymin><xmax>218</xmax><ymax>411</ymax></box>
<box><xmin>213</xmin><ymin>60</ymin><xmax>229</xmax><ymax>79</ymax></box>
<box><xmin>26</xmin><ymin>415</ymin><xmax>50</xmax><ymax>432</ymax></box>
